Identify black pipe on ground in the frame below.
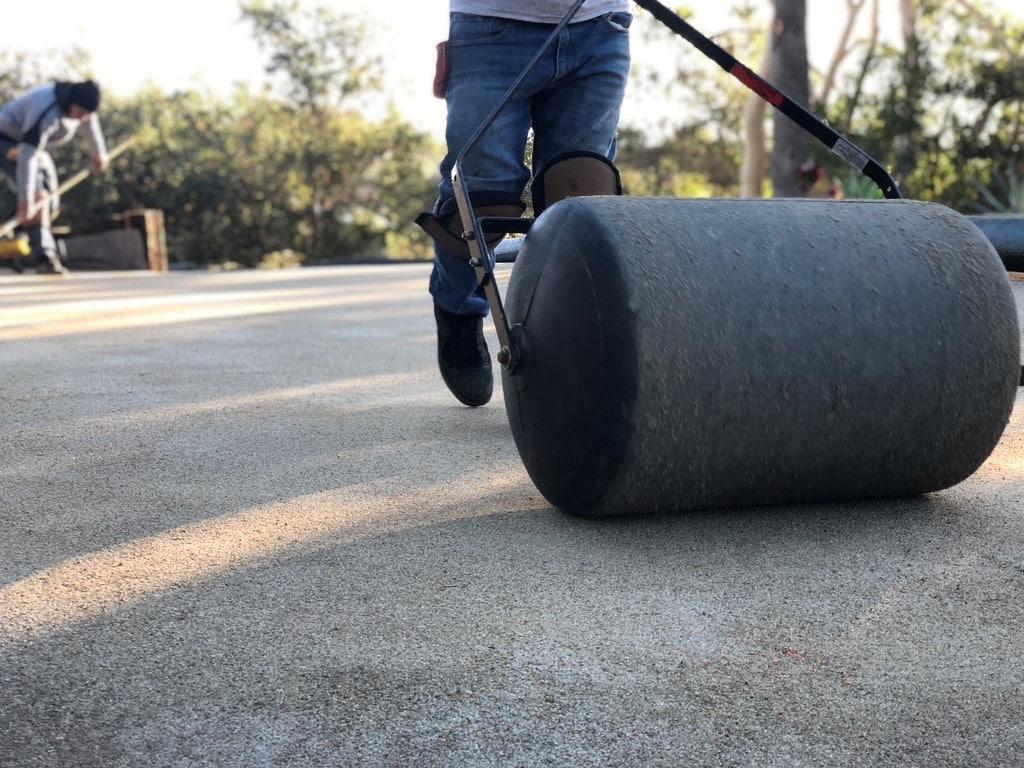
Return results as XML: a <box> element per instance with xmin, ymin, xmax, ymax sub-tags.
<box><xmin>969</xmin><ymin>214</ymin><xmax>1024</xmax><ymax>273</ymax></box>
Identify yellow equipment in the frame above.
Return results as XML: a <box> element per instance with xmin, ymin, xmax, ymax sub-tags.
<box><xmin>0</xmin><ymin>234</ymin><xmax>31</xmax><ymax>259</ymax></box>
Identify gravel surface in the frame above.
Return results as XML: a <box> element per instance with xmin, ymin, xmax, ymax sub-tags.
<box><xmin>1</xmin><ymin>265</ymin><xmax>1022</xmax><ymax>767</ymax></box>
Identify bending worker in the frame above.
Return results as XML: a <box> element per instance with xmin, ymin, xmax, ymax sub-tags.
<box><xmin>0</xmin><ymin>80</ymin><xmax>110</xmax><ymax>274</ymax></box>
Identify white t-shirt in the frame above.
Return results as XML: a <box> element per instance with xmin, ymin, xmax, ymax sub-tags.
<box><xmin>450</xmin><ymin>1</ymin><xmax>631</xmax><ymax>24</ymax></box>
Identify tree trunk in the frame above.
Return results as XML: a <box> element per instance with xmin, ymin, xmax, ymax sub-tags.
<box><xmin>740</xmin><ymin>34</ymin><xmax>772</xmax><ymax>197</ymax></box>
<box><xmin>843</xmin><ymin>0</ymin><xmax>881</xmax><ymax>129</ymax></box>
<box><xmin>770</xmin><ymin>0</ymin><xmax>810</xmax><ymax>198</ymax></box>
<box><xmin>816</xmin><ymin>0</ymin><xmax>868</xmax><ymax>108</ymax></box>
<box><xmin>892</xmin><ymin>0</ymin><xmax>923</xmax><ymax>185</ymax></box>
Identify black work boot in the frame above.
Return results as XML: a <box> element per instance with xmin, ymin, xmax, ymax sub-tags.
<box><xmin>434</xmin><ymin>304</ymin><xmax>493</xmax><ymax>407</ymax></box>
<box><xmin>35</xmin><ymin>250</ymin><xmax>68</xmax><ymax>275</ymax></box>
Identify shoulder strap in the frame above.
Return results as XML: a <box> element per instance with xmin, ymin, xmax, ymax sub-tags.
<box><xmin>22</xmin><ymin>100</ymin><xmax>60</xmax><ymax>148</ymax></box>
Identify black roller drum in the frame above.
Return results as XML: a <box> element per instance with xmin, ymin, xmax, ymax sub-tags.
<box><xmin>501</xmin><ymin>197</ymin><xmax>1019</xmax><ymax>516</ymax></box>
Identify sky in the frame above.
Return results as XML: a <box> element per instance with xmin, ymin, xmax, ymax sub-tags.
<box><xmin>9</xmin><ymin>0</ymin><xmax>452</xmax><ymax>132</ymax></box>
<box><xmin>5</xmin><ymin>0</ymin><xmax>1020</xmax><ymax>139</ymax></box>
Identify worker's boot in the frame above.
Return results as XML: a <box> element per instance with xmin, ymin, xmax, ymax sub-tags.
<box><xmin>434</xmin><ymin>304</ymin><xmax>492</xmax><ymax>407</ymax></box>
<box><xmin>21</xmin><ymin>222</ymin><xmax>67</xmax><ymax>275</ymax></box>
<box><xmin>35</xmin><ymin>249</ymin><xmax>68</xmax><ymax>275</ymax></box>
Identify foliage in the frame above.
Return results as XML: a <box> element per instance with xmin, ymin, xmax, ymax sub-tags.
<box><xmin>0</xmin><ymin>4</ymin><xmax>439</xmax><ymax>267</ymax></box>
<box><xmin>627</xmin><ymin>0</ymin><xmax>1023</xmax><ymax>210</ymax></box>
<box><xmin>0</xmin><ymin>46</ymin><xmax>93</xmax><ymax>96</ymax></box>
<box><xmin>836</xmin><ymin>168</ymin><xmax>886</xmax><ymax>200</ymax></box>
<box><xmin>239</xmin><ymin>0</ymin><xmax>383</xmax><ymax>115</ymax></box>
<box><xmin>619</xmin><ymin>2</ymin><xmax>758</xmax><ymax>196</ymax></box>
<box><xmin>92</xmin><ymin>87</ymin><xmax>438</xmax><ymax>266</ymax></box>
<box><xmin>965</xmin><ymin>161</ymin><xmax>1024</xmax><ymax>213</ymax></box>
<box><xmin>617</xmin><ymin>125</ymin><xmax>741</xmax><ymax>197</ymax></box>
<box><xmin>4</xmin><ymin>0</ymin><xmax>1024</xmax><ymax>266</ymax></box>
<box><xmin>258</xmin><ymin>248</ymin><xmax>304</xmax><ymax>269</ymax></box>
<box><xmin>823</xmin><ymin>0</ymin><xmax>1023</xmax><ymax>207</ymax></box>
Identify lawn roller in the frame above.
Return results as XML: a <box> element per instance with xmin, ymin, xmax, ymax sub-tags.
<box><xmin>451</xmin><ymin>0</ymin><xmax>1020</xmax><ymax>516</ymax></box>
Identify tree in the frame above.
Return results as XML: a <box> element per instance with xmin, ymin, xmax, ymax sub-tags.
<box><xmin>236</xmin><ymin>0</ymin><xmax>393</xmax><ymax>260</ymax></box>
<box><xmin>104</xmin><ymin>87</ymin><xmax>437</xmax><ymax>266</ymax></box>
<box><xmin>890</xmin><ymin>0</ymin><xmax>925</xmax><ymax>187</ymax></box>
<box><xmin>769</xmin><ymin>0</ymin><xmax>810</xmax><ymax>197</ymax></box>
<box><xmin>624</xmin><ymin>1</ymin><xmax>761</xmax><ymax>197</ymax></box>
<box><xmin>238</xmin><ymin>0</ymin><xmax>382</xmax><ymax>115</ymax></box>
<box><xmin>828</xmin><ymin>0</ymin><xmax>1023</xmax><ymax>205</ymax></box>
<box><xmin>739</xmin><ymin>34</ymin><xmax>772</xmax><ymax>196</ymax></box>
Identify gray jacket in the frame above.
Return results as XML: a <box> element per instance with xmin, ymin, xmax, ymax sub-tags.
<box><xmin>0</xmin><ymin>83</ymin><xmax>108</xmax><ymax>207</ymax></box>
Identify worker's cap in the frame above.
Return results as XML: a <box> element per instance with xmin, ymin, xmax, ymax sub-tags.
<box><xmin>69</xmin><ymin>80</ymin><xmax>101</xmax><ymax>112</ymax></box>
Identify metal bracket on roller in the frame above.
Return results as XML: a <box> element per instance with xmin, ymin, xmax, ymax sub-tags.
<box><xmin>452</xmin><ymin>169</ymin><xmax>521</xmax><ymax>372</ymax></box>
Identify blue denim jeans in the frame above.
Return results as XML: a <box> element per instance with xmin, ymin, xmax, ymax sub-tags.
<box><xmin>429</xmin><ymin>10</ymin><xmax>632</xmax><ymax>316</ymax></box>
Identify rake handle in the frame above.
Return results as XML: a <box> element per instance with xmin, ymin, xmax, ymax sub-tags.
<box><xmin>0</xmin><ymin>136</ymin><xmax>137</xmax><ymax>239</ymax></box>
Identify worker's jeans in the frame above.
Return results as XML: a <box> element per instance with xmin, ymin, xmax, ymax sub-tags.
<box><xmin>429</xmin><ymin>10</ymin><xmax>632</xmax><ymax>316</ymax></box>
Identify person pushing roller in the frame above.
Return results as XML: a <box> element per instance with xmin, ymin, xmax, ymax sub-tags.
<box><xmin>417</xmin><ymin>0</ymin><xmax>632</xmax><ymax>407</ymax></box>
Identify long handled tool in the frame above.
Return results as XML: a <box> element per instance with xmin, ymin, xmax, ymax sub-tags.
<box><xmin>453</xmin><ymin>0</ymin><xmax>908</xmax><ymax>372</ymax></box>
<box><xmin>631</xmin><ymin>0</ymin><xmax>901</xmax><ymax>199</ymax></box>
<box><xmin>0</xmin><ymin>135</ymin><xmax>137</xmax><ymax>240</ymax></box>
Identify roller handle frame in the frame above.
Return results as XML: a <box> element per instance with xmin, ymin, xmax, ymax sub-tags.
<box><xmin>632</xmin><ymin>0</ymin><xmax>901</xmax><ymax>200</ymax></box>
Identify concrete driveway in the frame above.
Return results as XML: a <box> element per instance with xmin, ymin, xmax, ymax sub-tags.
<box><xmin>1</xmin><ymin>264</ymin><xmax>1022</xmax><ymax>767</ymax></box>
